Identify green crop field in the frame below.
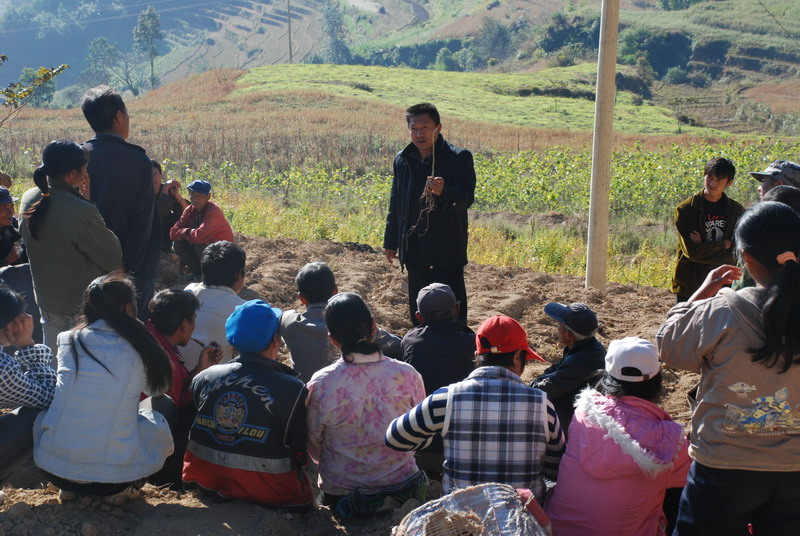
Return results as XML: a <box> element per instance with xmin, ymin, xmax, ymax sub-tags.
<box><xmin>3</xmin><ymin>65</ymin><xmax>798</xmax><ymax>290</ymax></box>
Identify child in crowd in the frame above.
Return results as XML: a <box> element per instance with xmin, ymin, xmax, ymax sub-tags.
<box><xmin>280</xmin><ymin>261</ymin><xmax>402</xmax><ymax>383</ymax></box>
<box><xmin>182</xmin><ymin>241</ymin><xmax>247</xmax><ymax>368</ymax></box>
<box><xmin>183</xmin><ymin>300</ymin><xmax>313</xmax><ymax>510</ymax></box>
<box><xmin>545</xmin><ymin>337</ymin><xmax>690</xmax><ymax>536</ymax></box>
<box><xmin>33</xmin><ymin>275</ymin><xmax>174</xmax><ymax>502</ymax></box>
<box><xmin>146</xmin><ymin>289</ymin><xmax>221</xmax><ymax>489</ymax></box>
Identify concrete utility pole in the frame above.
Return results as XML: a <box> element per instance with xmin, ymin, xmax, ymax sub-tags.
<box><xmin>585</xmin><ymin>0</ymin><xmax>620</xmax><ymax>290</ymax></box>
<box><xmin>287</xmin><ymin>0</ymin><xmax>293</xmax><ymax>63</ymax></box>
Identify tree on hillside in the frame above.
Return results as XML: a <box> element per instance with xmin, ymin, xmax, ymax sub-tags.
<box><xmin>82</xmin><ymin>37</ymin><xmax>144</xmax><ymax>96</ymax></box>
<box><xmin>472</xmin><ymin>18</ymin><xmax>512</xmax><ymax>66</ymax></box>
<box><xmin>133</xmin><ymin>5</ymin><xmax>163</xmax><ymax>88</ymax></box>
<box><xmin>1</xmin><ymin>54</ymin><xmax>68</xmax><ymax>127</ymax></box>
<box><xmin>19</xmin><ymin>67</ymin><xmax>56</xmax><ymax>107</ymax></box>
<box><xmin>320</xmin><ymin>0</ymin><xmax>351</xmax><ymax>64</ymax></box>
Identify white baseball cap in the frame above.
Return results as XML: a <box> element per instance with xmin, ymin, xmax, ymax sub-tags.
<box><xmin>605</xmin><ymin>337</ymin><xmax>660</xmax><ymax>382</ymax></box>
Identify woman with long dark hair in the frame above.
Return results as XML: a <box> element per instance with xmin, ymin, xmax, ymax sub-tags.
<box><xmin>33</xmin><ymin>274</ymin><xmax>174</xmax><ymax>500</ymax></box>
<box><xmin>305</xmin><ymin>292</ymin><xmax>426</xmax><ymax>516</ymax></box>
<box><xmin>658</xmin><ymin>201</ymin><xmax>800</xmax><ymax>535</ymax></box>
<box><xmin>20</xmin><ymin>139</ymin><xmax>121</xmax><ymax>352</ymax></box>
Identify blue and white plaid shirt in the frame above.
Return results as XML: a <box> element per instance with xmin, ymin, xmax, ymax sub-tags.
<box><xmin>386</xmin><ymin>366</ymin><xmax>565</xmax><ymax>497</ymax></box>
<box><xmin>0</xmin><ymin>344</ymin><xmax>55</xmax><ymax>409</ymax></box>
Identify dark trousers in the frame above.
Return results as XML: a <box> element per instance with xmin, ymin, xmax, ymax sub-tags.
<box><xmin>134</xmin><ymin>276</ymin><xmax>155</xmax><ymax>321</ymax></box>
<box><xmin>173</xmin><ymin>240</ymin><xmax>207</xmax><ymax>277</ymax></box>
<box><xmin>407</xmin><ymin>266</ymin><xmax>467</xmax><ymax>326</ymax></box>
<box><xmin>674</xmin><ymin>461</ymin><xmax>800</xmax><ymax>536</ymax></box>
<box><xmin>0</xmin><ymin>407</ymin><xmax>40</xmax><ymax>486</ymax></box>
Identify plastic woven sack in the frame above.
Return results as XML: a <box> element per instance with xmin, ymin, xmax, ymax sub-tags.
<box><xmin>392</xmin><ymin>483</ymin><xmax>549</xmax><ymax>536</ymax></box>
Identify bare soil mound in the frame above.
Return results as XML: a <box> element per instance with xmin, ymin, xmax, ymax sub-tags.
<box><xmin>1</xmin><ymin>233</ymin><xmax>693</xmax><ymax>536</ymax></box>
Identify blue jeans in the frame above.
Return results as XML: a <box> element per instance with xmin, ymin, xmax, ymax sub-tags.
<box><xmin>674</xmin><ymin>461</ymin><xmax>800</xmax><ymax>535</ymax></box>
<box><xmin>0</xmin><ymin>407</ymin><xmax>41</xmax><ymax>486</ymax></box>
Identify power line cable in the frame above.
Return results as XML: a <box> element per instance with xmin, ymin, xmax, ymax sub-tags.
<box><xmin>753</xmin><ymin>0</ymin><xmax>800</xmax><ymax>52</ymax></box>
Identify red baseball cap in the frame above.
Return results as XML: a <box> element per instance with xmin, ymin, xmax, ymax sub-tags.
<box><xmin>475</xmin><ymin>315</ymin><xmax>545</xmax><ymax>362</ymax></box>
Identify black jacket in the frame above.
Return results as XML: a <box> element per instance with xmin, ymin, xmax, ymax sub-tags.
<box><xmin>188</xmin><ymin>354</ymin><xmax>308</xmax><ymax>472</ymax></box>
<box><xmin>84</xmin><ymin>133</ymin><xmax>158</xmax><ymax>279</ymax></box>
<box><xmin>383</xmin><ymin>136</ymin><xmax>476</xmax><ymax>271</ymax></box>
<box><xmin>531</xmin><ymin>337</ymin><xmax>606</xmax><ymax>433</ymax></box>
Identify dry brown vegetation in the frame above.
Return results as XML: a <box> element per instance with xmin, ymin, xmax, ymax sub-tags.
<box><xmin>0</xmin><ymin>69</ymin><xmax>729</xmax><ymax>178</ymax></box>
<box><xmin>745</xmin><ymin>82</ymin><xmax>800</xmax><ymax>114</ymax></box>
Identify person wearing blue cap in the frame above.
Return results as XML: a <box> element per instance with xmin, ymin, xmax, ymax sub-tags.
<box><xmin>0</xmin><ymin>186</ymin><xmax>25</xmax><ymax>267</ymax></box>
<box><xmin>182</xmin><ymin>300</ymin><xmax>313</xmax><ymax>510</ymax></box>
<box><xmin>531</xmin><ymin>302</ymin><xmax>606</xmax><ymax>436</ymax></box>
<box><xmin>169</xmin><ymin>179</ymin><xmax>234</xmax><ymax>281</ymax></box>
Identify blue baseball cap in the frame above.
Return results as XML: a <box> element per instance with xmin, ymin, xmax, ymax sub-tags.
<box><xmin>225</xmin><ymin>300</ymin><xmax>282</xmax><ymax>354</ymax></box>
<box><xmin>187</xmin><ymin>180</ymin><xmax>212</xmax><ymax>194</ymax></box>
<box><xmin>0</xmin><ymin>186</ymin><xmax>17</xmax><ymax>205</ymax></box>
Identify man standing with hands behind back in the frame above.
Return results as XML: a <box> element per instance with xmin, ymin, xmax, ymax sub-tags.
<box><xmin>383</xmin><ymin>103</ymin><xmax>476</xmax><ymax>326</ymax></box>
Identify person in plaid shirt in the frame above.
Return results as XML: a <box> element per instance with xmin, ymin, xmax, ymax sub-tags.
<box><xmin>0</xmin><ymin>285</ymin><xmax>55</xmax><ymax>484</ymax></box>
<box><xmin>386</xmin><ymin>314</ymin><xmax>565</xmax><ymax>501</ymax></box>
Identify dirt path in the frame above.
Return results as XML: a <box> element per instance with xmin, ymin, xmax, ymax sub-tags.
<box><xmin>0</xmin><ymin>234</ymin><xmax>693</xmax><ymax>536</ymax></box>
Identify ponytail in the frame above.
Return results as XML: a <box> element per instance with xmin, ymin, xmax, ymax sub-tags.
<box><xmin>71</xmin><ymin>274</ymin><xmax>172</xmax><ymax>394</ymax></box>
<box><xmin>25</xmin><ymin>139</ymin><xmax>89</xmax><ymax>240</ymax></box>
<box><xmin>324</xmin><ymin>292</ymin><xmax>381</xmax><ymax>362</ymax></box>
<box><xmin>736</xmin><ymin>202</ymin><xmax>800</xmax><ymax>372</ymax></box>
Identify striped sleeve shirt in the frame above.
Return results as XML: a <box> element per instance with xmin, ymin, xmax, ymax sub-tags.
<box><xmin>0</xmin><ymin>344</ymin><xmax>55</xmax><ymax>409</ymax></box>
<box><xmin>386</xmin><ymin>366</ymin><xmax>566</xmax><ymax>492</ymax></box>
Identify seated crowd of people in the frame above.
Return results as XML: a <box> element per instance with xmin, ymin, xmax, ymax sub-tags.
<box><xmin>1</xmin><ymin>85</ymin><xmax>799</xmax><ymax>536</ymax></box>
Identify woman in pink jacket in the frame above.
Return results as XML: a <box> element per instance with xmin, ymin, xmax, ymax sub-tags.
<box><xmin>545</xmin><ymin>337</ymin><xmax>691</xmax><ymax>536</ymax></box>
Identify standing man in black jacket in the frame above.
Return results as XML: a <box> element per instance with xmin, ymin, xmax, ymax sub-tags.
<box><xmin>81</xmin><ymin>86</ymin><xmax>158</xmax><ymax>316</ymax></box>
<box><xmin>383</xmin><ymin>103</ymin><xmax>476</xmax><ymax>326</ymax></box>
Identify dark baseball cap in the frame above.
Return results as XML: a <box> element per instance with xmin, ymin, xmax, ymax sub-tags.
<box><xmin>0</xmin><ymin>186</ymin><xmax>18</xmax><ymax>205</ymax></box>
<box><xmin>750</xmin><ymin>160</ymin><xmax>800</xmax><ymax>187</ymax></box>
<box><xmin>544</xmin><ymin>302</ymin><xmax>598</xmax><ymax>337</ymax></box>
<box><xmin>187</xmin><ymin>180</ymin><xmax>212</xmax><ymax>194</ymax></box>
<box><xmin>416</xmin><ymin>283</ymin><xmax>457</xmax><ymax>320</ymax></box>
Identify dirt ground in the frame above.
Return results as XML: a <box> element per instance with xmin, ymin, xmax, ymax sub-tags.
<box><xmin>0</xmin><ymin>233</ymin><xmax>696</xmax><ymax>536</ymax></box>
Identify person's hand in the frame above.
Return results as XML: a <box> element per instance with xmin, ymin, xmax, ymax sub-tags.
<box><xmin>724</xmin><ymin>239</ymin><xmax>733</xmax><ymax>249</ymax></box>
<box><xmin>426</xmin><ymin>176</ymin><xmax>444</xmax><ymax>197</ymax></box>
<box><xmin>9</xmin><ymin>312</ymin><xmax>35</xmax><ymax>348</ymax></box>
<box><xmin>166</xmin><ymin>179</ymin><xmax>182</xmax><ymax>199</ymax></box>
<box><xmin>689</xmin><ymin>264</ymin><xmax>742</xmax><ymax>302</ymax></box>
<box><xmin>385</xmin><ymin>249</ymin><xmax>397</xmax><ymax>264</ymax></box>
<box><xmin>5</xmin><ymin>247</ymin><xmax>20</xmax><ymax>265</ymax></box>
<box><xmin>79</xmin><ymin>174</ymin><xmax>90</xmax><ymax>199</ymax></box>
<box><xmin>196</xmin><ymin>342</ymin><xmax>222</xmax><ymax>373</ymax></box>
<box><xmin>689</xmin><ymin>230</ymin><xmax>702</xmax><ymax>243</ymax></box>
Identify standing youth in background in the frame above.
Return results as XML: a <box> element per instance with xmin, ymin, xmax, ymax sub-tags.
<box><xmin>82</xmin><ymin>86</ymin><xmax>157</xmax><ymax>316</ymax></box>
<box><xmin>19</xmin><ymin>140</ymin><xmax>122</xmax><ymax>354</ymax></box>
<box><xmin>383</xmin><ymin>103</ymin><xmax>476</xmax><ymax>326</ymax></box>
<box><xmin>671</xmin><ymin>157</ymin><xmax>744</xmax><ymax>303</ymax></box>
<box><xmin>659</xmin><ymin>201</ymin><xmax>800</xmax><ymax>535</ymax></box>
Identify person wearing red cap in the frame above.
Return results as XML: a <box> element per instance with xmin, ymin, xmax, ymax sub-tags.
<box><xmin>386</xmin><ymin>315</ymin><xmax>565</xmax><ymax>501</ymax></box>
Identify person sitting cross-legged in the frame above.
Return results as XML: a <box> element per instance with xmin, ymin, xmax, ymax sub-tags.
<box><xmin>182</xmin><ymin>300</ymin><xmax>313</xmax><ymax>510</ymax></box>
<box><xmin>169</xmin><ymin>180</ymin><xmax>233</xmax><ymax>281</ymax></box>
<box><xmin>386</xmin><ymin>315</ymin><xmax>565</xmax><ymax>501</ymax></box>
